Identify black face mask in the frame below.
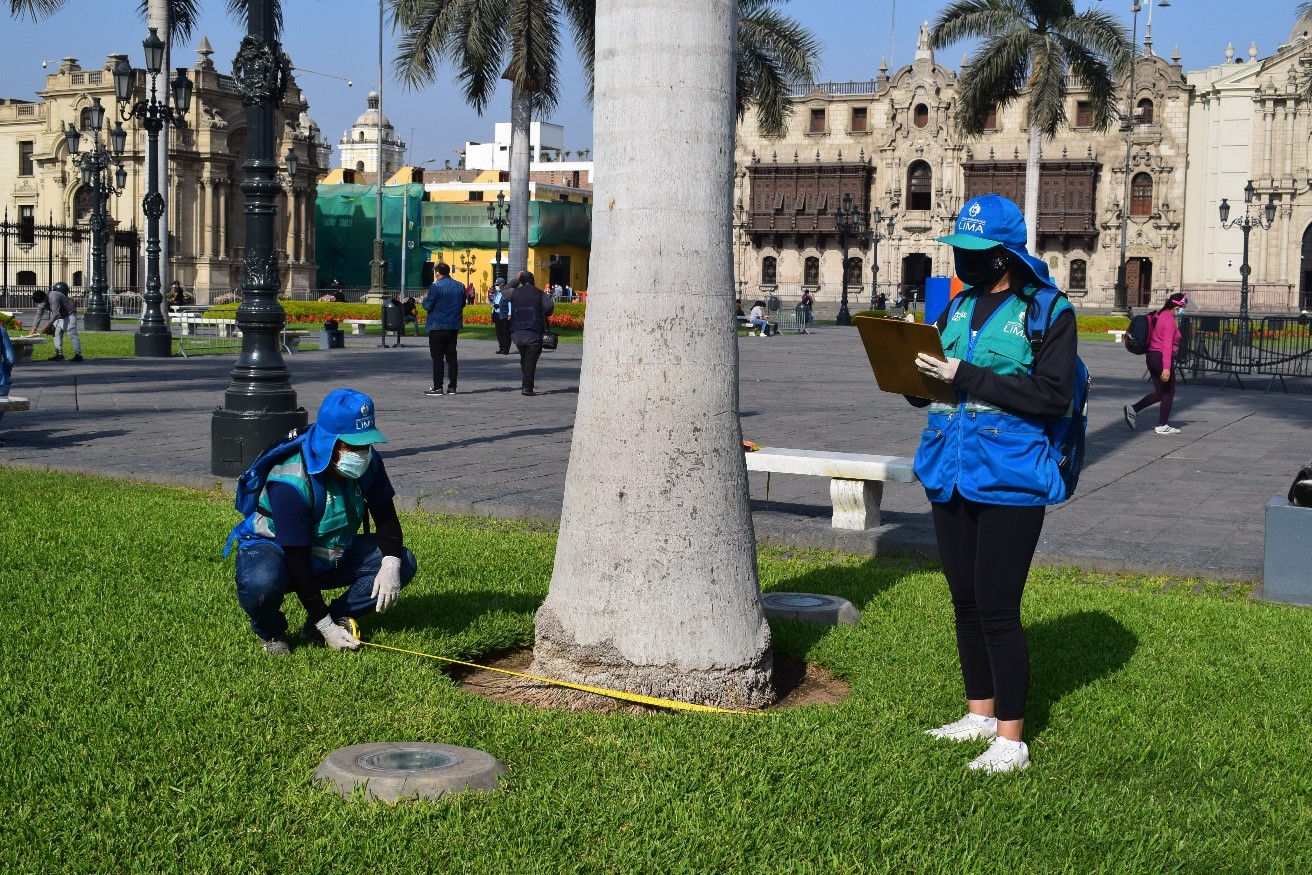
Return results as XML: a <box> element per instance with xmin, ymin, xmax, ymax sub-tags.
<box><xmin>955</xmin><ymin>247</ymin><xmax>1009</xmax><ymax>289</ymax></box>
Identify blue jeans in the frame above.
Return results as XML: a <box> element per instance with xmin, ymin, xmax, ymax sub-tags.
<box><xmin>234</xmin><ymin>535</ymin><xmax>418</xmax><ymax>641</ymax></box>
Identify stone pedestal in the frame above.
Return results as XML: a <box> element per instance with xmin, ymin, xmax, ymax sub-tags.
<box><xmin>1262</xmin><ymin>497</ymin><xmax>1312</xmax><ymax>605</ymax></box>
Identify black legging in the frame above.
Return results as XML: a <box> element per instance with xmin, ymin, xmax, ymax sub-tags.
<box><xmin>931</xmin><ymin>492</ymin><xmax>1046</xmax><ymax>721</ymax></box>
<box><xmin>1132</xmin><ymin>350</ymin><xmax>1176</xmax><ymax>426</ymax></box>
<box><xmin>428</xmin><ymin>330</ymin><xmax>459</xmax><ymax>390</ymax></box>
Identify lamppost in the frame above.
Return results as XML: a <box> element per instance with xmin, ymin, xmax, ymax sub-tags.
<box><xmin>833</xmin><ymin>192</ymin><xmax>865</xmax><ymax>326</ymax></box>
<box><xmin>64</xmin><ymin>97</ymin><xmax>127</xmax><ymax>332</ymax></box>
<box><xmin>1219</xmin><ymin>179</ymin><xmax>1277</xmax><ymax>327</ymax></box>
<box><xmin>458</xmin><ymin>249</ymin><xmax>476</xmax><ymax>288</ymax></box>
<box><xmin>211</xmin><ymin>0</ymin><xmax>309</xmax><ymax>476</ymax></box>
<box><xmin>114</xmin><ymin>28</ymin><xmax>192</xmax><ymax>358</ymax></box>
<box><xmin>487</xmin><ymin>191</ymin><xmax>509</xmax><ymax>283</ymax></box>
<box><xmin>868</xmin><ymin>206</ymin><xmax>894</xmax><ymax>309</ymax></box>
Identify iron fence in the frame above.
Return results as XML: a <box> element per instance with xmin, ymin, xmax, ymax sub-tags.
<box><xmin>1177</xmin><ymin>314</ymin><xmax>1312</xmax><ymax>392</ymax></box>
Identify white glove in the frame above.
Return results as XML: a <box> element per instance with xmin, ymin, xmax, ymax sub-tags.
<box><xmin>916</xmin><ymin>353</ymin><xmax>961</xmax><ymax>384</ymax></box>
<box><xmin>370</xmin><ymin>555</ymin><xmax>402</xmax><ymax>613</ymax></box>
<box><xmin>315</xmin><ymin>615</ymin><xmax>361</xmax><ymax>651</ymax></box>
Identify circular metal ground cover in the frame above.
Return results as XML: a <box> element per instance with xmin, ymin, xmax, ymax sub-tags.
<box><xmin>761</xmin><ymin>592</ymin><xmax>861</xmax><ymax>626</ymax></box>
<box><xmin>314</xmin><ymin>742</ymin><xmax>507</xmax><ymax>803</ymax></box>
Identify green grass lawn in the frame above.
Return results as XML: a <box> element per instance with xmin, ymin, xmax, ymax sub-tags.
<box><xmin>2</xmin><ymin>468</ymin><xmax>1309</xmax><ymax>873</ymax></box>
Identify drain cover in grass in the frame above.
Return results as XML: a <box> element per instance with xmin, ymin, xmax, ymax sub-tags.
<box><xmin>314</xmin><ymin>742</ymin><xmax>506</xmax><ymax>802</ymax></box>
<box><xmin>761</xmin><ymin>592</ymin><xmax>860</xmax><ymax>626</ymax></box>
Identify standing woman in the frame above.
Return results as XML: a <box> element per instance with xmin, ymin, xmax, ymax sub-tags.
<box><xmin>910</xmin><ymin>195</ymin><xmax>1077</xmax><ymax>774</ymax></box>
<box><xmin>1125</xmin><ymin>292</ymin><xmax>1187</xmax><ymax>435</ymax></box>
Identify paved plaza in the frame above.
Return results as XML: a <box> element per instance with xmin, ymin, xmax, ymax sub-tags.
<box><xmin>2</xmin><ymin>325</ymin><xmax>1307</xmax><ymax>583</ymax></box>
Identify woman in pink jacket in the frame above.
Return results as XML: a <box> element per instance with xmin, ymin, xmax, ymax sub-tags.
<box><xmin>1124</xmin><ymin>292</ymin><xmax>1187</xmax><ymax>434</ymax></box>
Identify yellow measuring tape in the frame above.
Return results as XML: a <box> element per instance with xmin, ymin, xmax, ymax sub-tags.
<box><xmin>359</xmin><ymin>640</ymin><xmax>757</xmax><ymax>715</ymax></box>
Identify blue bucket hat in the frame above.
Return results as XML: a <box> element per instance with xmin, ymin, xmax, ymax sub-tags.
<box><xmin>938</xmin><ymin>194</ymin><xmax>1055</xmax><ymax>290</ymax></box>
<box><xmin>303</xmin><ymin>388</ymin><xmax>388</xmax><ymax>474</ymax></box>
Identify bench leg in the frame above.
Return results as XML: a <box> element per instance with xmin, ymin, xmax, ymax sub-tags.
<box><xmin>830</xmin><ymin>478</ymin><xmax>882</xmax><ymax>530</ymax></box>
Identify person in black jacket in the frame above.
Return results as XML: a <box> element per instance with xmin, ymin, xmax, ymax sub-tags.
<box><xmin>505</xmin><ymin>270</ymin><xmax>554</xmax><ymax>396</ymax></box>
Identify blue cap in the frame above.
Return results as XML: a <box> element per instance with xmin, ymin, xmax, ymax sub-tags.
<box><xmin>303</xmin><ymin>389</ymin><xmax>388</xmax><ymax>474</ymax></box>
<box><xmin>938</xmin><ymin>194</ymin><xmax>1055</xmax><ymax>289</ymax></box>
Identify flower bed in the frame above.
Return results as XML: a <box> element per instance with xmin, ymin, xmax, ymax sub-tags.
<box><xmin>1</xmin><ymin>312</ymin><xmax>23</xmax><ymax>331</ymax></box>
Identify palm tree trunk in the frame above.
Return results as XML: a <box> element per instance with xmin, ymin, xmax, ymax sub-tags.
<box><xmin>1025</xmin><ymin>125</ymin><xmax>1040</xmax><ymax>255</ymax></box>
<box><xmin>531</xmin><ymin>0</ymin><xmax>774</xmax><ymax>709</ymax></box>
<box><xmin>508</xmin><ymin>84</ymin><xmax>531</xmax><ymax>278</ymax></box>
<box><xmin>149</xmin><ymin>0</ymin><xmax>170</xmax><ymax>290</ymax></box>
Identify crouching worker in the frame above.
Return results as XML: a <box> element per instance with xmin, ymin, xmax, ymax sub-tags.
<box><xmin>225</xmin><ymin>389</ymin><xmax>418</xmax><ymax>655</ymax></box>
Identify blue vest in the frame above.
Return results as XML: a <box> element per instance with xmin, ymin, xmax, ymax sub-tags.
<box><xmin>913</xmin><ymin>288</ymin><xmax>1072</xmax><ymax>507</ymax></box>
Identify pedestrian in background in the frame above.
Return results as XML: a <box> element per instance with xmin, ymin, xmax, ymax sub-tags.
<box><xmin>1125</xmin><ymin>292</ymin><xmax>1188</xmax><ymax>435</ymax></box>
<box><xmin>0</xmin><ymin>320</ymin><xmax>14</xmax><ymax>425</ymax></box>
<box><xmin>422</xmin><ymin>262</ymin><xmax>467</xmax><ymax>396</ymax></box>
<box><xmin>488</xmin><ymin>278</ymin><xmax>513</xmax><ymax>354</ymax></box>
<box><xmin>506</xmin><ymin>270</ymin><xmax>553</xmax><ymax>396</ymax></box>
<box><xmin>28</xmin><ymin>282</ymin><xmax>82</xmax><ymax>362</ymax></box>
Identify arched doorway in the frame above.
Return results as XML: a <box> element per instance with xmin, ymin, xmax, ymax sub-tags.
<box><xmin>901</xmin><ymin>253</ymin><xmax>932</xmax><ymax>302</ymax></box>
<box><xmin>1301</xmin><ymin>223</ymin><xmax>1312</xmax><ymax>310</ymax></box>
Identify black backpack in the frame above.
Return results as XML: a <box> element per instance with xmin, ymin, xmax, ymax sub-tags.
<box><xmin>1124</xmin><ymin>313</ymin><xmax>1152</xmax><ymax>355</ymax></box>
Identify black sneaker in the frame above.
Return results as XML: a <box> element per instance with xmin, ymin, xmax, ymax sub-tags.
<box><xmin>51</xmin><ymin>354</ymin><xmax>65</xmax><ymax>362</ymax></box>
<box><xmin>522</xmin><ymin>389</ymin><xmax>535</xmax><ymax>396</ymax></box>
<box><xmin>424</xmin><ymin>386</ymin><xmax>444</xmax><ymax>396</ymax></box>
<box><xmin>71</xmin><ymin>354</ymin><xmax>84</xmax><ymax>362</ymax></box>
<box><xmin>447</xmin><ymin>386</ymin><xmax>457</xmax><ymax>394</ymax></box>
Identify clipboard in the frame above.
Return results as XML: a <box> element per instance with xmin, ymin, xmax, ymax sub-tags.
<box><xmin>853</xmin><ymin>315</ymin><xmax>958</xmax><ymax>404</ymax></box>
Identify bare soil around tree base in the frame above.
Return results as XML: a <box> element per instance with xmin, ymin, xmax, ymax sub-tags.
<box><xmin>450</xmin><ymin>650</ymin><xmax>849</xmax><ymax>714</ymax></box>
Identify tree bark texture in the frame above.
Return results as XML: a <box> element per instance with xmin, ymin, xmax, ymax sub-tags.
<box><xmin>1025</xmin><ymin>125</ymin><xmax>1041</xmax><ymax>256</ymax></box>
<box><xmin>531</xmin><ymin>0</ymin><xmax>775</xmax><ymax>710</ymax></box>
<box><xmin>508</xmin><ymin>85</ymin><xmax>531</xmax><ymax>277</ymax></box>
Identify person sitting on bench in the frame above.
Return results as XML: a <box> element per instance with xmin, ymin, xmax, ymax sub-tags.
<box><xmin>749</xmin><ymin>300</ymin><xmax>773</xmax><ymax>337</ymax></box>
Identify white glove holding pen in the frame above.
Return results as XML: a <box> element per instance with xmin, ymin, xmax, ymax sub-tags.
<box><xmin>371</xmin><ymin>555</ymin><xmax>403</xmax><ymax>613</ymax></box>
<box><xmin>915</xmin><ymin>353</ymin><xmax>961</xmax><ymax>384</ymax></box>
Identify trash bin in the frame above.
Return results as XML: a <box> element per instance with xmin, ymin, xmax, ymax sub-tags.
<box><xmin>319</xmin><ymin>319</ymin><xmax>344</xmax><ymax>350</ymax></box>
<box><xmin>381</xmin><ymin>298</ymin><xmax>404</xmax><ymax>348</ymax></box>
<box><xmin>795</xmin><ymin>302</ymin><xmax>808</xmax><ymax>333</ymax></box>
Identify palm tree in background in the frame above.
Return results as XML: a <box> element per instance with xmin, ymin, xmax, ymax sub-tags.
<box><xmin>8</xmin><ymin>0</ymin><xmax>200</xmax><ymax>38</ymax></box>
<box><xmin>930</xmin><ymin>0</ymin><xmax>1131</xmax><ymax>254</ymax></box>
<box><xmin>392</xmin><ymin>0</ymin><xmax>819</xmax><ymax>279</ymax></box>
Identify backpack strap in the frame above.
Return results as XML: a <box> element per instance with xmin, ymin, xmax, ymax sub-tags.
<box><xmin>1023</xmin><ymin>286</ymin><xmax>1065</xmax><ymax>360</ymax></box>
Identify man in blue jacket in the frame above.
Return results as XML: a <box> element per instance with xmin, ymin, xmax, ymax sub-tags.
<box><xmin>422</xmin><ymin>261</ymin><xmax>467</xmax><ymax>395</ymax></box>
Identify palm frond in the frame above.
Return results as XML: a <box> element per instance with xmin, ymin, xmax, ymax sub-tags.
<box><xmin>225</xmin><ymin>0</ymin><xmax>281</xmax><ymax>38</ymax></box>
<box><xmin>135</xmin><ymin>0</ymin><xmax>201</xmax><ymax>43</ymax></box>
<box><xmin>953</xmin><ymin>28</ymin><xmax>1029</xmax><ymax>136</ymax></box>
<box><xmin>737</xmin><ymin>1</ymin><xmax>821</xmax><ymax>137</ymax></box>
<box><xmin>7</xmin><ymin>0</ymin><xmax>65</xmax><ymax>18</ymax></box>
<box><xmin>930</xmin><ymin>0</ymin><xmax>1027</xmax><ymax>50</ymax></box>
<box><xmin>558</xmin><ymin>0</ymin><xmax>595</xmax><ymax>104</ymax></box>
<box><xmin>392</xmin><ymin>0</ymin><xmax>465</xmax><ymax>89</ymax></box>
<box><xmin>505</xmin><ymin>0</ymin><xmax>562</xmax><ymax>115</ymax></box>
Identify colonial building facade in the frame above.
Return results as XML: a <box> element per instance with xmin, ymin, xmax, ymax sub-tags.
<box><xmin>734</xmin><ymin>15</ymin><xmax>1312</xmax><ymax>314</ymax></box>
<box><xmin>0</xmin><ymin>39</ymin><xmax>326</xmax><ymax>302</ymax></box>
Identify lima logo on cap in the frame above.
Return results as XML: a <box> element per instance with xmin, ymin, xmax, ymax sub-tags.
<box><xmin>355</xmin><ymin>402</ymin><xmax>374</xmax><ymax>431</ymax></box>
<box><xmin>958</xmin><ymin>200</ymin><xmax>986</xmax><ymax>235</ymax></box>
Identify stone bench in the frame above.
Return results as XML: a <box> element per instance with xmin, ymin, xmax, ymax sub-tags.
<box><xmin>0</xmin><ymin>396</ymin><xmax>30</xmax><ymax>413</ymax></box>
<box><xmin>1107</xmin><ymin>329</ymin><xmax>1126</xmax><ymax>343</ymax></box>
<box><xmin>341</xmin><ymin>319</ymin><xmax>383</xmax><ymax>335</ymax></box>
<box><xmin>744</xmin><ymin>447</ymin><xmax>918</xmax><ymax>530</ymax></box>
<box><xmin>283</xmin><ymin>330</ymin><xmax>310</xmax><ymax>352</ymax></box>
<box><xmin>10</xmin><ymin>336</ymin><xmax>47</xmax><ymax>362</ymax></box>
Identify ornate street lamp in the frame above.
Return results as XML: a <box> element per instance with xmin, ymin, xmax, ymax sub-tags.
<box><xmin>868</xmin><ymin>207</ymin><xmax>895</xmax><ymax>309</ymax></box>
<box><xmin>458</xmin><ymin>248</ymin><xmax>476</xmax><ymax>288</ymax></box>
<box><xmin>115</xmin><ymin>29</ymin><xmax>193</xmax><ymax>358</ymax></box>
<box><xmin>65</xmin><ymin>97</ymin><xmax>126</xmax><ymax>331</ymax></box>
<box><xmin>487</xmin><ymin>191</ymin><xmax>509</xmax><ymax>284</ymax></box>
<box><xmin>1218</xmin><ymin>179</ymin><xmax>1278</xmax><ymax>327</ymax></box>
<box><xmin>833</xmin><ymin>192</ymin><xmax>865</xmax><ymax>326</ymax></box>
<box><xmin>210</xmin><ymin>0</ymin><xmax>309</xmax><ymax>476</ymax></box>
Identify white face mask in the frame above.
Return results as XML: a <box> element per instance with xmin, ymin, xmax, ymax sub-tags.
<box><xmin>334</xmin><ymin>445</ymin><xmax>372</xmax><ymax>479</ymax></box>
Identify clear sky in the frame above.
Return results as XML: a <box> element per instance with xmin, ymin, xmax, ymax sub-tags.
<box><xmin>0</xmin><ymin>0</ymin><xmax>1303</xmax><ymax>169</ymax></box>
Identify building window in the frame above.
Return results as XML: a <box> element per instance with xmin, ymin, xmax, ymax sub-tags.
<box><xmin>1075</xmin><ymin>101</ymin><xmax>1093</xmax><ymax>127</ymax></box>
<box><xmin>908</xmin><ymin>160</ymin><xmax>932</xmax><ymax>211</ymax></box>
<box><xmin>804</xmin><ymin>256</ymin><xmax>820</xmax><ymax>286</ymax></box>
<box><xmin>1130</xmin><ymin>173</ymin><xmax>1153</xmax><ymax>216</ymax></box>
<box><xmin>19</xmin><ymin>141</ymin><xmax>34</xmax><ymax>176</ymax></box>
<box><xmin>809</xmin><ymin>108</ymin><xmax>826</xmax><ymax>134</ymax></box>
<box><xmin>914</xmin><ymin>104</ymin><xmax>929</xmax><ymax>128</ymax></box>
<box><xmin>846</xmin><ymin>256</ymin><xmax>863</xmax><ymax>286</ymax></box>
<box><xmin>1136</xmin><ymin>98</ymin><xmax>1154</xmax><ymax>125</ymax></box>
<box><xmin>80</xmin><ymin>107</ymin><xmax>95</xmax><ymax>129</ymax></box>
<box><xmin>982</xmin><ymin>104</ymin><xmax>998</xmax><ymax>130</ymax></box>
<box><xmin>851</xmin><ymin>107</ymin><xmax>868</xmax><ymax>132</ymax></box>
<box><xmin>355</xmin><ymin>161</ymin><xmax>365</xmax><ymax>173</ymax></box>
<box><xmin>17</xmin><ymin>270</ymin><xmax>37</xmax><ymax>285</ymax></box>
<box><xmin>19</xmin><ymin>206</ymin><xmax>35</xmax><ymax>245</ymax></box>
<box><xmin>762</xmin><ymin>256</ymin><xmax>777</xmax><ymax>285</ymax></box>
<box><xmin>1069</xmin><ymin>259</ymin><xmax>1087</xmax><ymax>290</ymax></box>
<box><xmin>469</xmin><ymin>190</ymin><xmax>484</xmax><ymax>202</ymax></box>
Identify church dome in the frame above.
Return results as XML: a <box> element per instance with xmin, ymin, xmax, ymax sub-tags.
<box><xmin>352</xmin><ymin>90</ymin><xmax>393</xmax><ymax>133</ymax></box>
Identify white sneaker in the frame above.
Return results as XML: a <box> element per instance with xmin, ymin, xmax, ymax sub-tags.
<box><xmin>926</xmin><ymin>712</ymin><xmax>998</xmax><ymax>742</ymax></box>
<box><xmin>1123</xmin><ymin>405</ymin><xmax>1137</xmax><ymax>430</ymax></box>
<box><xmin>967</xmin><ymin>737</ymin><xmax>1030</xmax><ymax>774</ymax></box>
<box><xmin>1155</xmin><ymin>424</ymin><xmax>1181</xmax><ymax>435</ymax></box>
